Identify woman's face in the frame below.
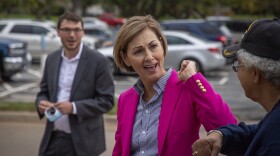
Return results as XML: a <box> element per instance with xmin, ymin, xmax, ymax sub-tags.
<box><xmin>124</xmin><ymin>28</ymin><xmax>166</xmax><ymax>84</ymax></box>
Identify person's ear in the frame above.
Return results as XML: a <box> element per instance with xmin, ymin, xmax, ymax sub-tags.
<box><xmin>253</xmin><ymin>68</ymin><xmax>261</xmax><ymax>83</ymax></box>
<box><xmin>122</xmin><ymin>52</ymin><xmax>131</xmax><ymax>67</ymax></box>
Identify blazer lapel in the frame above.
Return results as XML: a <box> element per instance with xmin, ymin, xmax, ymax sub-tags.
<box><xmin>70</xmin><ymin>48</ymin><xmax>88</xmax><ymax>98</ymax></box>
<box><xmin>51</xmin><ymin>53</ymin><xmax>62</xmax><ymax>102</ymax></box>
<box><xmin>158</xmin><ymin>70</ymin><xmax>182</xmax><ymax>154</ymax></box>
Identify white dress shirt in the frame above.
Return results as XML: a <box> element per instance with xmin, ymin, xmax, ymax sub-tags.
<box><xmin>54</xmin><ymin>43</ymin><xmax>83</xmax><ymax>133</ymax></box>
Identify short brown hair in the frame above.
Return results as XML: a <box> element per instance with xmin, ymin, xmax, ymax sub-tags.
<box><xmin>113</xmin><ymin>15</ymin><xmax>168</xmax><ymax>72</ymax></box>
<box><xmin>57</xmin><ymin>12</ymin><xmax>84</xmax><ymax>29</ymax></box>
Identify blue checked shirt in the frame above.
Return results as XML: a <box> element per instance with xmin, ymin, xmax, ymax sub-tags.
<box><xmin>131</xmin><ymin>68</ymin><xmax>172</xmax><ymax>156</ymax></box>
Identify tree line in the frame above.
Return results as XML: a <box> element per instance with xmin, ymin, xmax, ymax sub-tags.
<box><xmin>0</xmin><ymin>0</ymin><xmax>279</xmax><ymax>19</ymax></box>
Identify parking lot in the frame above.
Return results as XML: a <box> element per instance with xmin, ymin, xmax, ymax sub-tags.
<box><xmin>0</xmin><ymin>62</ymin><xmax>267</xmax><ymax>156</ymax></box>
<box><xmin>0</xmin><ymin>62</ymin><xmax>266</xmax><ymax>122</ymax></box>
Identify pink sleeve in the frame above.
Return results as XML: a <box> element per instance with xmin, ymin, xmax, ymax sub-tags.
<box><xmin>184</xmin><ymin>73</ymin><xmax>237</xmax><ymax>132</ymax></box>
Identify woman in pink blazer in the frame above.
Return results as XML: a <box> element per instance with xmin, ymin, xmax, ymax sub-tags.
<box><xmin>112</xmin><ymin>15</ymin><xmax>237</xmax><ymax>156</ymax></box>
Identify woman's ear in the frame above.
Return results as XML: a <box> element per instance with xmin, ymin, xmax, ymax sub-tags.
<box><xmin>122</xmin><ymin>52</ymin><xmax>131</xmax><ymax>67</ymax></box>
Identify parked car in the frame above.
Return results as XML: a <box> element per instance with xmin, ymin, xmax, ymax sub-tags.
<box><xmin>0</xmin><ymin>37</ymin><xmax>30</xmax><ymax>81</ymax></box>
<box><xmin>84</xmin><ymin>26</ymin><xmax>114</xmax><ymax>48</ymax></box>
<box><xmin>97</xmin><ymin>30</ymin><xmax>226</xmax><ymax>75</ymax></box>
<box><xmin>99</xmin><ymin>13</ymin><xmax>126</xmax><ymax>27</ymax></box>
<box><xmin>160</xmin><ymin>19</ymin><xmax>234</xmax><ymax>47</ymax></box>
<box><xmin>83</xmin><ymin>17</ymin><xmax>109</xmax><ymax>29</ymax></box>
<box><xmin>0</xmin><ymin>19</ymin><xmax>99</xmax><ymax>62</ymax></box>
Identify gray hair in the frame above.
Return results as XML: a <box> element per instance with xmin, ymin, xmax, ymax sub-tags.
<box><xmin>238</xmin><ymin>49</ymin><xmax>280</xmax><ymax>86</ymax></box>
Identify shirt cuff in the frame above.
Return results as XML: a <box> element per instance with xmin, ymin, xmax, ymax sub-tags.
<box><xmin>72</xmin><ymin>102</ymin><xmax>77</xmax><ymax>114</ymax></box>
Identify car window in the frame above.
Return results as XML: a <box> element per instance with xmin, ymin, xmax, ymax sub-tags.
<box><xmin>85</xmin><ymin>28</ymin><xmax>112</xmax><ymax>37</ymax></box>
<box><xmin>10</xmin><ymin>24</ymin><xmax>49</xmax><ymax>35</ymax></box>
<box><xmin>161</xmin><ymin>23</ymin><xmax>192</xmax><ymax>32</ymax></box>
<box><xmin>85</xmin><ymin>29</ymin><xmax>103</xmax><ymax>35</ymax></box>
<box><xmin>10</xmin><ymin>25</ymin><xmax>32</xmax><ymax>34</ymax></box>
<box><xmin>33</xmin><ymin>26</ymin><xmax>49</xmax><ymax>35</ymax></box>
<box><xmin>165</xmin><ymin>35</ymin><xmax>191</xmax><ymax>45</ymax></box>
<box><xmin>84</xmin><ymin>20</ymin><xmax>96</xmax><ymax>24</ymax></box>
<box><xmin>0</xmin><ymin>24</ymin><xmax>6</xmax><ymax>32</ymax></box>
<box><xmin>161</xmin><ymin>22</ymin><xmax>223</xmax><ymax>35</ymax></box>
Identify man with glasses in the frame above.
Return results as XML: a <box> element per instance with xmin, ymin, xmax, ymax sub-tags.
<box><xmin>191</xmin><ymin>18</ymin><xmax>280</xmax><ymax>155</ymax></box>
<box><xmin>35</xmin><ymin>12</ymin><xmax>114</xmax><ymax>156</ymax></box>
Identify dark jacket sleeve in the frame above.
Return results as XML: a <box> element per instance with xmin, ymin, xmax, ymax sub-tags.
<box><xmin>219</xmin><ymin>122</ymin><xmax>258</xmax><ymax>155</ymax></box>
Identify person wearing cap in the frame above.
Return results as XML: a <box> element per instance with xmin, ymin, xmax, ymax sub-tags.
<box><xmin>191</xmin><ymin>18</ymin><xmax>280</xmax><ymax>156</ymax></box>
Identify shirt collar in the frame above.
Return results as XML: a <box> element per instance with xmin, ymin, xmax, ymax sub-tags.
<box><xmin>61</xmin><ymin>42</ymin><xmax>83</xmax><ymax>61</ymax></box>
<box><xmin>134</xmin><ymin>68</ymin><xmax>172</xmax><ymax>95</ymax></box>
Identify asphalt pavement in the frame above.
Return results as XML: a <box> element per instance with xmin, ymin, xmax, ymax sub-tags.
<box><xmin>0</xmin><ymin>112</ymin><xmax>117</xmax><ymax>156</ymax></box>
<box><xmin>0</xmin><ymin>110</ymin><xmax>221</xmax><ymax>156</ymax></box>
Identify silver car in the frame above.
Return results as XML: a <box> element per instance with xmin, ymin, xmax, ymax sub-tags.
<box><xmin>0</xmin><ymin>19</ymin><xmax>99</xmax><ymax>62</ymax></box>
<box><xmin>97</xmin><ymin>30</ymin><xmax>226</xmax><ymax>74</ymax></box>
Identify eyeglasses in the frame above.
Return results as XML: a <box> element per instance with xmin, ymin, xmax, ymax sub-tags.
<box><xmin>59</xmin><ymin>28</ymin><xmax>84</xmax><ymax>34</ymax></box>
<box><xmin>232</xmin><ymin>60</ymin><xmax>244</xmax><ymax>72</ymax></box>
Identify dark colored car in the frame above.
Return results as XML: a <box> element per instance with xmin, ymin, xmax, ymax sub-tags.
<box><xmin>160</xmin><ymin>19</ymin><xmax>233</xmax><ymax>47</ymax></box>
<box><xmin>0</xmin><ymin>37</ymin><xmax>30</xmax><ymax>81</ymax></box>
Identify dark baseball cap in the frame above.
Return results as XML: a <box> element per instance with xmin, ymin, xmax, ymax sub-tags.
<box><xmin>223</xmin><ymin>18</ymin><xmax>280</xmax><ymax>61</ymax></box>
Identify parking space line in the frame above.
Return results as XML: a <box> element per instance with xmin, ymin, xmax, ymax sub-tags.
<box><xmin>26</xmin><ymin>69</ymin><xmax>42</xmax><ymax>78</ymax></box>
<box><xmin>2</xmin><ymin>82</ymin><xmax>13</xmax><ymax>90</ymax></box>
<box><xmin>209</xmin><ymin>76</ymin><xmax>228</xmax><ymax>86</ymax></box>
<box><xmin>0</xmin><ymin>82</ymin><xmax>38</xmax><ymax>99</ymax></box>
<box><xmin>219</xmin><ymin>77</ymin><xmax>229</xmax><ymax>85</ymax></box>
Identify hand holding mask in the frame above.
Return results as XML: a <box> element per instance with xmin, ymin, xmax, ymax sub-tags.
<box><xmin>44</xmin><ymin>106</ymin><xmax>62</xmax><ymax>122</ymax></box>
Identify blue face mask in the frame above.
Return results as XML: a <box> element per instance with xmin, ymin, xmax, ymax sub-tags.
<box><xmin>44</xmin><ymin>107</ymin><xmax>62</xmax><ymax>122</ymax></box>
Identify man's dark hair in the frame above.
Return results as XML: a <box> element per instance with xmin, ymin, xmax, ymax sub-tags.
<box><xmin>57</xmin><ymin>12</ymin><xmax>84</xmax><ymax>29</ymax></box>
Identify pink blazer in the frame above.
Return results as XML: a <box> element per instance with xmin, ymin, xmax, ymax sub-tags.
<box><xmin>112</xmin><ymin>70</ymin><xmax>237</xmax><ymax>156</ymax></box>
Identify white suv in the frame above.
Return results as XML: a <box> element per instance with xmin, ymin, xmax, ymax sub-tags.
<box><xmin>0</xmin><ymin>19</ymin><xmax>98</xmax><ymax>61</ymax></box>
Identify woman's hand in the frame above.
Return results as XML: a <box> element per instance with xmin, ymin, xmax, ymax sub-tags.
<box><xmin>178</xmin><ymin>60</ymin><xmax>197</xmax><ymax>81</ymax></box>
